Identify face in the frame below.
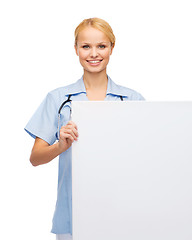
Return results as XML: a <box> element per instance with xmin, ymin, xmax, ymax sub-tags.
<box><xmin>75</xmin><ymin>27</ymin><xmax>113</xmax><ymax>74</ymax></box>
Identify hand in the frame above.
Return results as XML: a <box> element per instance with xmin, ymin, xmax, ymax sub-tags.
<box><xmin>58</xmin><ymin>121</ymin><xmax>79</xmax><ymax>152</ymax></box>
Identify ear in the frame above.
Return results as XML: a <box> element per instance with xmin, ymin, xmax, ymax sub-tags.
<box><xmin>74</xmin><ymin>44</ymin><xmax>79</xmax><ymax>56</ymax></box>
<box><xmin>110</xmin><ymin>45</ymin><xmax>114</xmax><ymax>55</ymax></box>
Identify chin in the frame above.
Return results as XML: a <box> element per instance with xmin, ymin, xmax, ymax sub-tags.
<box><xmin>84</xmin><ymin>68</ymin><xmax>106</xmax><ymax>74</ymax></box>
<box><xmin>84</xmin><ymin>65</ymin><xmax>107</xmax><ymax>74</ymax></box>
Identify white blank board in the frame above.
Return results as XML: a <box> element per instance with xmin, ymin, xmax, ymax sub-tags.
<box><xmin>71</xmin><ymin>102</ymin><xmax>192</xmax><ymax>240</ymax></box>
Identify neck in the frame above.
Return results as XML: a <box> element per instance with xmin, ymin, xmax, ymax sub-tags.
<box><xmin>83</xmin><ymin>70</ymin><xmax>108</xmax><ymax>91</ymax></box>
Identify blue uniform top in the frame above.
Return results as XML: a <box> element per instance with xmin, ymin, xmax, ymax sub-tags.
<box><xmin>24</xmin><ymin>75</ymin><xmax>145</xmax><ymax>234</ymax></box>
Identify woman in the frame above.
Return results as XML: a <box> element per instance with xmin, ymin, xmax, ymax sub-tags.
<box><xmin>25</xmin><ymin>18</ymin><xmax>144</xmax><ymax>240</ymax></box>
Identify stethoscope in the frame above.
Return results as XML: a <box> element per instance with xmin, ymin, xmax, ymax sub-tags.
<box><xmin>57</xmin><ymin>94</ymin><xmax>72</xmax><ymax>139</ymax></box>
<box><xmin>57</xmin><ymin>94</ymin><xmax>124</xmax><ymax>139</ymax></box>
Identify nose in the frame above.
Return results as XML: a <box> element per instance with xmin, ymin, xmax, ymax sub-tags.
<box><xmin>90</xmin><ymin>47</ymin><xmax>98</xmax><ymax>58</ymax></box>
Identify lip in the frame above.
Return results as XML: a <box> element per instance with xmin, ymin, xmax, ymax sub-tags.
<box><xmin>86</xmin><ymin>59</ymin><xmax>103</xmax><ymax>66</ymax></box>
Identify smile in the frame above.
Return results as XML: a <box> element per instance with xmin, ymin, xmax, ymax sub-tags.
<box><xmin>86</xmin><ymin>60</ymin><xmax>103</xmax><ymax>63</ymax></box>
<box><xmin>86</xmin><ymin>59</ymin><xmax>103</xmax><ymax>66</ymax></box>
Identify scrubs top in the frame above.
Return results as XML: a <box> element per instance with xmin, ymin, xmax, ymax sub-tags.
<box><xmin>24</xmin><ymin>75</ymin><xmax>145</xmax><ymax>234</ymax></box>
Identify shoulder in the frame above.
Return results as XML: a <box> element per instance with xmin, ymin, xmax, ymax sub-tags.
<box><xmin>46</xmin><ymin>79</ymin><xmax>81</xmax><ymax>105</ymax></box>
<box><xmin>48</xmin><ymin>82</ymin><xmax>77</xmax><ymax>97</ymax></box>
<box><xmin>117</xmin><ymin>83</ymin><xmax>145</xmax><ymax>100</ymax></box>
<box><xmin>109</xmin><ymin>77</ymin><xmax>145</xmax><ymax>100</ymax></box>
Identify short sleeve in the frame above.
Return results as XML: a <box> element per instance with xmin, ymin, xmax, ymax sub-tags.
<box><xmin>126</xmin><ymin>91</ymin><xmax>145</xmax><ymax>101</ymax></box>
<box><xmin>137</xmin><ymin>93</ymin><xmax>145</xmax><ymax>101</ymax></box>
<box><xmin>24</xmin><ymin>92</ymin><xmax>58</xmax><ymax>145</ymax></box>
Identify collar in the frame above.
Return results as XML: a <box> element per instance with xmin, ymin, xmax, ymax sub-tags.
<box><xmin>65</xmin><ymin>75</ymin><xmax>128</xmax><ymax>97</ymax></box>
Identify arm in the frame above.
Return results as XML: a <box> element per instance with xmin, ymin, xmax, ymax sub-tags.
<box><xmin>30</xmin><ymin>121</ymin><xmax>78</xmax><ymax>166</ymax></box>
<box><xmin>30</xmin><ymin>138</ymin><xmax>61</xmax><ymax>166</ymax></box>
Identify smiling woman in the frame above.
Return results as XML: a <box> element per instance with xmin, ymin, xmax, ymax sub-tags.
<box><xmin>75</xmin><ymin>27</ymin><xmax>113</xmax><ymax>82</ymax></box>
<box><xmin>24</xmin><ymin>17</ymin><xmax>145</xmax><ymax>240</ymax></box>
<box><xmin>74</xmin><ymin>19</ymin><xmax>116</xmax><ymax>100</ymax></box>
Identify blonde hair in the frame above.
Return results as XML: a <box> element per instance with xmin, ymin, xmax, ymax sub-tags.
<box><xmin>74</xmin><ymin>18</ymin><xmax>116</xmax><ymax>48</ymax></box>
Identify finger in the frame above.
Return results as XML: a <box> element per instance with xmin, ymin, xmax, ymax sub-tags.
<box><xmin>60</xmin><ymin>132</ymin><xmax>75</xmax><ymax>142</ymax></box>
<box><xmin>61</xmin><ymin>126</ymin><xmax>79</xmax><ymax>138</ymax></box>
<box><xmin>60</xmin><ymin>127</ymin><xmax>78</xmax><ymax>140</ymax></box>
<box><xmin>65</xmin><ymin>128</ymin><xmax>78</xmax><ymax>140</ymax></box>
<box><xmin>61</xmin><ymin>121</ymin><xmax>78</xmax><ymax>131</ymax></box>
<box><xmin>67</xmin><ymin>120</ymin><xmax>78</xmax><ymax>129</ymax></box>
<box><xmin>66</xmin><ymin>128</ymin><xmax>79</xmax><ymax>138</ymax></box>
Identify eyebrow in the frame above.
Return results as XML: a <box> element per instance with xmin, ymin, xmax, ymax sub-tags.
<box><xmin>79</xmin><ymin>42</ymin><xmax>110</xmax><ymax>45</ymax></box>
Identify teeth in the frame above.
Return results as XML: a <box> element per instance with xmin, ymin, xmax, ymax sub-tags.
<box><xmin>88</xmin><ymin>60</ymin><xmax>101</xmax><ymax>63</ymax></box>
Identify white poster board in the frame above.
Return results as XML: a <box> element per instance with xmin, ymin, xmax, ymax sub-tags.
<box><xmin>72</xmin><ymin>102</ymin><xmax>192</xmax><ymax>240</ymax></box>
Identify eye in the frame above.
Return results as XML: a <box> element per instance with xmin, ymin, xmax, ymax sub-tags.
<box><xmin>98</xmin><ymin>45</ymin><xmax>106</xmax><ymax>49</ymax></box>
<box><xmin>82</xmin><ymin>45</ymin><xmax>90</xmax><ymax>49</ymax></box>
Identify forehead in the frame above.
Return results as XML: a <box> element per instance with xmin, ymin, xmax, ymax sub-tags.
<box><xmin>77</xmin><ymin>26</ymin><xmax>110</xmax><ymax>43</ymax></box>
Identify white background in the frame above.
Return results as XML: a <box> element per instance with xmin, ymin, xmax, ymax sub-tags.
<box><xmin>0</xmin><ymin>0</ymin><xmax>191</xmax><ymax>239</ymax></box>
